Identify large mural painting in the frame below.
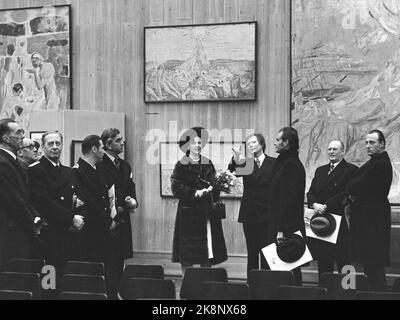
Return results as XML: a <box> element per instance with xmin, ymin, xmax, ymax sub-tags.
<box><xmin>292</xmin><ymin>0</ymin><xmax>400</xmax><ymax>203</ymax></box>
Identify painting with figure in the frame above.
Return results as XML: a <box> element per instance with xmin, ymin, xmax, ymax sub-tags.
<box><xmin>292</xmin><ymin>0</ymin><xmax>400</xmax><ymax>204</ymax></box>
<box><xmin>0</xmin><ymin>5</ymin><xmax>71</xmax><ymax>132</ymax></box>
<box><xmin>145</xmin><ymin>22</ymin><xmax>257</xmax><ymax>103</ymax></box>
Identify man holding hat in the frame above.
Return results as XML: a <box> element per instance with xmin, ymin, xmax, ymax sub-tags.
<box><xmin>307</xmin><ymin>140</ymin><xmax>358</xmax><ymax>281</ymax></box>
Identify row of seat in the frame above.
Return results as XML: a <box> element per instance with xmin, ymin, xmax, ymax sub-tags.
<box><xmin>2</xmin><ymin>259</ymin><xmax>400</xmax><ymax>300</ymax></box>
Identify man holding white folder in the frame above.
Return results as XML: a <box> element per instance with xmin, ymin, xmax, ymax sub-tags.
<box><xmin>307</xmin><ymin>140</ymin><xmax>358</xmax><ymax>281</ymax></box>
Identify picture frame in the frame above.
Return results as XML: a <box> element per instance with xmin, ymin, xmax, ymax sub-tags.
<box><xmin>70</xmin><ymin>140</ymin><xmax>82</xmax><ymax>167</ymax></box>
<box><xmin>29</xmin><ymin>131</ymin><xmax>45</xmax><ymax>145</ymax></box>
<box><xmin>0</xmin><ymin>4</ymin><xmax>73</xmax><ymax>121</ymax></box>
<box><xmin>144</xmin><ymin>21</ymin><xmax>257</xmax><ymax>103</ymax></box>
<box><xmin>290</xmin><ymin>0</ymin><xmax>400</xmax><ymax>205</ymax></box>
<box><xmin>159</xmin><ymin>141</ymin><xmax>246</xmax><ymax>199</ymax></box>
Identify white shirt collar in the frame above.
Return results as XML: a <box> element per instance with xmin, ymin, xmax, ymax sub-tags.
<box><xmin>0</xmin><ymin>147</ymin><xmax>16</xmax><ymax>160</ymax></box>
<box><xmin>256</xmin><ymin>153</ymin><xmax>266</xmax><ymax>167</ymax></box>
<box><xmin>45</xmin><ymin>156</ymin><xmax>60</xmax><ymax>167</ymax></box>
<box><xmin>331</xmin><ymin>159</ymin><xmax>343</xmax><ymax>169</ymax></box>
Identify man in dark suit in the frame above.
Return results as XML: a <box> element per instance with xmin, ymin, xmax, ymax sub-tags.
<box><xmin>28</xmin><ymin>131</ymin><xmax>86</xmax><ymax>279</ymax></box>
<box><xmin>17</xmin><ymin>138</ymin><xmax>40</xmax><ymax>171</ymax></box>
<box><xmin>98</xmin><ymin>128</ymin><xmax>138</xmax><ymax>292</ymax></box>
<box><xmin>228</xmin><ymin>134</ymin><xmax>275</xmax><ymax>277</ymax></box>
<box><xmin>73</xmin><ymin>135</ymin><xmax>119</xmax><ymax>299</ymax></box>
<box><xmin>307</xmin><ymin>140</ymin><xmax>358</xmax><ymax>281</ymax></box>
<box><xmin>345</xmin><ymin>130</ymin><xmax>393</xmax><ymax>291</ymax></box>
<box><xmin>0</xmin><ymin>119</ymin><xmax>39</xmax><ymax>269</ymax></box>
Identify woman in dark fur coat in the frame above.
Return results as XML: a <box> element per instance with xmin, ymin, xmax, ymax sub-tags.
<box><xmin>171</xmin><ymin>127</ymin><xmax>227</xmax><ymax>275</ymax></box>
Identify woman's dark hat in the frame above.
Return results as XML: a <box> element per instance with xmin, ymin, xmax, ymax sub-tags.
<box><xmin>276</xmin><ymin>234</ymin><xmax>306</xmax><ymax>263</ymax></box>
<box><xmin>178</xmin><ymin>127</ymin><xmax>209</xmax><ymax>152</ymax></box>
<box><xmin>310</xmin><ymin>213</ymin><xmax>337</xmax><ymax>238</ymax></box>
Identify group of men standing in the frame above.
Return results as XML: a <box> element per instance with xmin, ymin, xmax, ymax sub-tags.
<box><xmin>231</xmin><ymin>128</ymin><xmax>393</xmax><ymax>291</ymax></box>
<box><xmin>0</xmin><ymin>119</ymin><xmax>138</xmax><ymax>299</ymax></box>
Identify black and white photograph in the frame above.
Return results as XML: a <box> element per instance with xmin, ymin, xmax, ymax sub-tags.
<box><xmin>0</xmin><ymin>0</ymin><xmax>400</xmax><ymax>303</ymax></box>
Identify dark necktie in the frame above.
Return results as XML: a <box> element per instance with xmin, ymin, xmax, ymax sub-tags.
<box><xmin>114</xmin><ymin>157</ymin><xmax>121</xmax><ymax>170</ymax></box>
<box><xmin>328</xmin><ymin>163</ymin><xmax>335</xmax><ymax>175</ymax></box>
<box><xmin>255</xmin><ymin>158</ymin><xmax>261</xmax><ymax>169</ymax></box>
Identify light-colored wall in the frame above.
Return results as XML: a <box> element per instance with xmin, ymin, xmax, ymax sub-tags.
<box><xmin>2</xmin><ymin>0</ymin><xmax>291</xmax><ymax>257</ymax></box>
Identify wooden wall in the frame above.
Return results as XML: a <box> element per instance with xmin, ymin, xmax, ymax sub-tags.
<box><xmin>0</xmin><ymin>0</ymin><xmax>291</xmax><ymax>257</ymax></box>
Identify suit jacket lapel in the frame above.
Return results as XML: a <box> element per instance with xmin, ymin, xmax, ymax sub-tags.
<box><xmin>0</xmin><ymin>150</ymin><xmax>28</xmax><ymax>195</ymax></box>
<box><xmin>326</xmin><ymin>160</ymin><xmax>346</xmax><ymax>185</ymax></box>
<box><xmin>254</xmin><ymin>155</ymin><xmax>268</xmax><ymax>180</ymax></box>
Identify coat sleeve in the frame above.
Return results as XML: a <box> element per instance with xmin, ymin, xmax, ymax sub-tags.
<box><xmin>28</xmin><ymin>166</ymin><xmax>74</xmax><ymax>229</ymax></box>
<box><xmin>326</xmin><ymin>165</ymin><xmax>358</xmax><ymax>213</ymax></box>
<box><xmin>228</xmin><ymin>157</ymin><xmax>254</xmax><ymax>177</ymax></box>
<box><xmin>277</xmin><ymin>162</ymin><xmax>305</xmax><ymax>235</ymax></box>
<box><xmin>0</xmin><ymin>166</ymin><xmax>35</xmax><ymax>233</ymax></box>
<box><xmin>307</xmin><ymin>168</ymin><xmax>320</xmax><ymax>209</ymax></box>
<box><xmin>171</xmin><ymin>162</ymin><xmax>196</xmax><ymax>201</ymax></box>
<box><xmin>346</xmin><ymin>162</ymin><xmax>387</xmax><ymax>197</ymax></box>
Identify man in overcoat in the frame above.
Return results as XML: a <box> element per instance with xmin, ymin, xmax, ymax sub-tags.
<box><xmin>307</xmin><ymin>140</ymin><xmax>358</xmax><ymax>281</ymax></box>
<box><xmin>228</xmin><ymin>134</ymin><xmax>276</xmax><ymax>277</ymax></box>
<box><xmin>345</xmin><ymin>130</ymin><xmax>393</xmax><ymax>291</ymax></box>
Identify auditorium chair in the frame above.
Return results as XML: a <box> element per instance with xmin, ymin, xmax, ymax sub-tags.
<box><xmin>125</xmin><ymin>278</ymin><xmax>176</xmax><ymax>300</ymax></box>
<box><xmin>392</xmin><ymin>277</ymin><xmax>400</xmax><ymax>292</ymax></box>
<box><xmin>0</xmin><ymin>272</ymin><xmax>41</xmax><ymax>300</ymax></box>
<box><xmin>118</xmin><ymin>264</ymin><xmax>165</xmax><ymax>300</ymax></box>
<box><xmin>356</xmin><ymin>291</ymin><xmax>400</xmax><ymax>300</ymax></box>
<box><xmin>59</xmin><ymin>292</ymin><xmax>108</xmax><ymax>300</ymax></box>
<box><xmin>0</xmin><ymin>290</ymin><xmax>33</xmax><ymax>300</ymax></box>
<box><xmin>61</xmin><ymin>274</ymin><xmax>106</xmax><ymax>294</ymax></box>
<box><xmin>2</xmin><ymin>259</ymin><xmax>45</xmax><ymax>274</ymax></box>
<box><xmin>64</xmin><ymin>261</ymin><xmax>105</xmax><ymax>276</ymax></box>
<box><xmin>201</xmin><ymin>281</ymin><xmax>250</xmax><ymax>300</ymax></box>
<box><xmin>277</xmin><ymin>285</ymin><xmax>329</xmax><ymax>300</ymax></box>
<box><xmin>248</xmin><ymin>270</ymin><xmax>294</xmax><ymax>300</ymax></box>
<box><xmin>180</xmin><ymin>267</ymin><xmax>228</xmax><ymax>300</ymax></box>
<box><xmin>320</xmin><ymin>273</ymin><xmax>369</xmax><ymax>300</ymax></box>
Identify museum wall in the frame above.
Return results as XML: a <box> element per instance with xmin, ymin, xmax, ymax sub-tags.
<box><xmin>0</xmin><ymin>0</ymin><xmax>291</xmax><ymax>258</ymax></box>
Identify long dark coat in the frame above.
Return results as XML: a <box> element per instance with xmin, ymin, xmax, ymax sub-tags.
<box><xmin>98</xmin><ymin>154</ymin><xmax>137</xmax><ymax>259</ymax></box>
<box><xmin>171</xmin><ymin>156</ymin><xmax>227</xmax><ymax>265</ymax></box>
<box><xmin>0</xmin><ymin>149</ymin><xmax>38</xmax><ymax>268</ymax></box>
<box><xmin>307</xmin><ymin>160</ymin><xmax>358</xmax><ymax>262</ymax></box>
<box><xmin>346</xmin><ymin>152</ymin><xmax>393</xmax><ymax>267</ymax></box>
<box><xmin>28</xmin><ymin>156</ymin><xmax>86</xmax><ymax>272</ymax></box>
<box><xmin>269</xmin><ymin>150</ymin><xmax>306</xmax><ymax>237</ymax></box>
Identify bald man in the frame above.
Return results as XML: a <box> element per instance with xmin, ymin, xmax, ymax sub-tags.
<box><xmin>307</xmin><ymin>140</ymin><xmax>358</xmax><ymax>281</ymax></box>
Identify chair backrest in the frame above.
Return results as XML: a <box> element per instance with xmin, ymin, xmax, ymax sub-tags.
<box><xmin>277</xmin><ymin>286</ymin><xmax>329</xmax><ymax>300</ymax></box>
<box><xmin>392</xmin><ymin>278</ymin><xmax>400</xmax><ymax>292</ymax></box>
<box><xmin>180</xmin><ymin>268</ymin><xmax>228</xmax><ymax>300</ymax></box>
<box><xmin>119</xmin><ymin>264</ymin><xmax>165</xmax><ymax>300</ymax></box>
<box><xmin>125</xmin><ymin>278</ymin><xmax>176</xmax><ymax>300</ymax></box>
<box><xmin>0</xmin><ymin>290</ymin><xmax>33</xmax><ymax>300</ymax></box>
<box><xmin>64</xmin><ymin>261</ymin><xmax>105</xmax><ymax>276</ymax></box>
<box><xmin>59</xmin><ymin>292</ymin><xmax>108</xmax><ymax>300</ymax></box>
<box><xmin>3</xmin><ymin>259</ymin><xmax>45</xmax><ymax>274</ymax></box>
<box><xmin>248</xmin><ymin>270</ymin><xmax>294</xmax><ymax>300</ymax></box>
<box><xmin>356</xmin><ymin>291</ymin><xmax>400</xmax><ymax>300</ymax></box>
<box><xmin>320</xmin><ymin>273</ymin><xmax>369</xmax><ymax>300</ymax></box>
<box><xmin>0</xmin><ymin>272</ymin><xmax>41</xmax><ymax>300</ymax></box>
<box><xmin>201</xmin><ymin>282</ymin><xmax>250</xmax><ymax>300</ymax></box>
<box><xmin>61</xmin><ymin>274</ymin><xmax>106</xmax><ymax>294</ymax></box>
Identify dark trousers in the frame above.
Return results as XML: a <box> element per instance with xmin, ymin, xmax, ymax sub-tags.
<box><xmin>293</xmin><ymin>267</ymin><xmax>303</xmax><ymax>286</ymax></box>
<box><xmin>364</xmin><ymin>265</ymin><xmax>387</xmax><ymax>291</ymax></box>
<box><xmin>243</xmin><ymin>221</ymin><xmax>275</xmax><ymax>278</ymax></box>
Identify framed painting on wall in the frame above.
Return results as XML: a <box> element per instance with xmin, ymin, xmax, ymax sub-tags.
<box><xmin>144</xmin><ymin>21</ymin><xmax>257</xmax><ymax>103</ymax></box>
<box><xmin>160</xmin><ymin>141</ymin><xmax>246</xmax><ymax>199</ymax></box>
<box><xmin>0</xmin><ymin>4</ymin><xmax>72</xmax><ymax>132</ymax></box>
<box><xmin>291</xmin><ymin>0</ymin><xmax>400</xmax><ymax>204</ymax></box>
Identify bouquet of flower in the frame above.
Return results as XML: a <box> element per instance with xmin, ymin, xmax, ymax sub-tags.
<box><xmin>213</xmin><ymin>170</ymin><xmax>237</xmax><ymax>194</ymax></box>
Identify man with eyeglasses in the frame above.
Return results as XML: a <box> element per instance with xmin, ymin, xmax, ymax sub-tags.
<box><xmin>17</xmin><ymin>138</ymin><xmax>40</xmax><ymax>170</ymax></box>
<box><xmin>0</xmin><ymin>119</ymin><xmax>40</xmax><ymax>269</ymax></box>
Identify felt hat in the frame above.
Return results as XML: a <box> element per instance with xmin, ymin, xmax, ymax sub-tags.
<box><xmin>310</xmin><ymin>213</ymin><xmax>337</xmax><ymax>238</ymax></box>
<box><xmin>276</xmin><ymin>234</ymin><xmax>306</xmax><ymax>263</ymax></box>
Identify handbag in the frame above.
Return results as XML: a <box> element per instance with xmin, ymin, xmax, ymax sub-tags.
<box><xmin>211</xmin><ymin>197</ymin><xmax>226</xmax><ymax>220</ymax></box>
